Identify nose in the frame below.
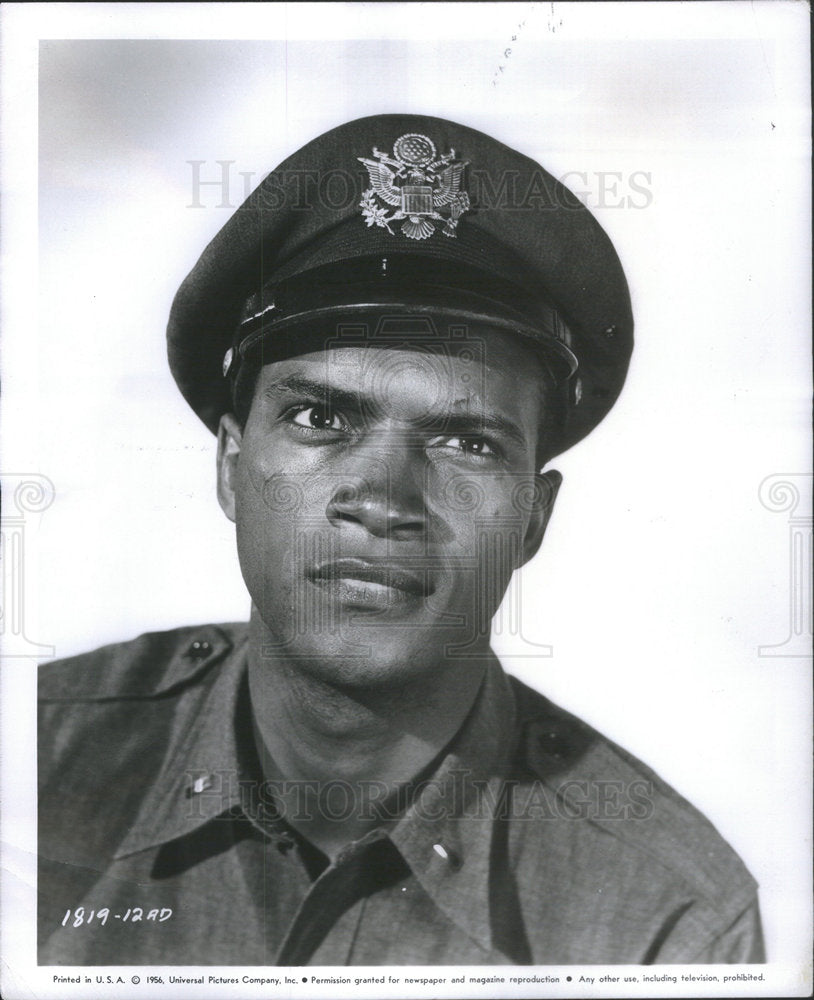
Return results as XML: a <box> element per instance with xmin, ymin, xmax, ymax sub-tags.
<box><xmin>325</xmin><ymin>436</ymin><xmax>427</xmax><ymax>540</ymax></box>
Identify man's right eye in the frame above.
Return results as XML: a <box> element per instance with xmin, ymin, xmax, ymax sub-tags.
<box><xmin>289</xmin><ymin>405</ymin><xmax>346</xmax><ymax>432</ymax></box>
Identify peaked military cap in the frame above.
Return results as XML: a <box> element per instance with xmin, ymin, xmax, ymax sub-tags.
<box><xmin>167</xmin><ymin>114</ymin><xmax>633</xmax><ymax>455</ymax></box>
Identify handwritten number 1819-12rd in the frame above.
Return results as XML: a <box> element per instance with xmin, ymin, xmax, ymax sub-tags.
<box><xmin>61</xmin><ymin>907</ymin><xmax>173</xmax><ymax>927</ymax></box>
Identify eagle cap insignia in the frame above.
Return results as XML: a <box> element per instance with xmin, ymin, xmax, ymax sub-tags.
<box><xmin>358</xmin><ymin>133</ymin><xmax>470</xmax><ymax>240</ymax></box>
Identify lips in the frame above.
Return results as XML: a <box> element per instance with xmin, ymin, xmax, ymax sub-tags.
<box><xmin>308</xmin><ymin>557</ymin><xmax>435</xmax><ymax>606</ymax></box>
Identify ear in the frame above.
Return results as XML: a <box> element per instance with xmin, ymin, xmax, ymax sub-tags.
<box><xmin>217</xmin><ymin>413</ymin><xmax>243</xmax><ymax>523</ymax></box>
<box><xmin>519</xmin><ymin>469</ymin><xmax>562</xmax><ymax>568</ymax></box>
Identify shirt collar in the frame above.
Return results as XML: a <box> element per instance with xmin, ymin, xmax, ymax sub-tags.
<box><xmin>114</xmin><ymin>637</ymin><xmax>519</xmax><ymax>956</ymax></box>
<box><xmin>114</xmin><ymin>632</ymin><xmax>252</xmax><ymax>858</ymax></box>
<box><xmin>389</xmin><ymin>653</ymin><xmax>518</xmax><ymax>955</ymax></box>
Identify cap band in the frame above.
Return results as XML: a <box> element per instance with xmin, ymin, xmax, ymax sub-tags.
<box><xmin>224</xmin><ymin>254</ymin><xmax>578</xmax><ymax>386</ymax></box>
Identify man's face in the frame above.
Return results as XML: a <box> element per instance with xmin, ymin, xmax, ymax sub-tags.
<box><xmin>218</xmin><ymin>326</ymin><xmax>560</xmax><ymax>689</ymax></box>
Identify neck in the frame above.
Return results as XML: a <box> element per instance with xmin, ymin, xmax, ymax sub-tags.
<box><xmin>247</xmin><ymin>606</ymin><xmax>488</xmax><ymax>856</ymax></box>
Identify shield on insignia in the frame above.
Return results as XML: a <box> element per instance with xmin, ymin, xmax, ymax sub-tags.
<box><xmin>401</xmin><ymin>185</ymin><xmax>434</xmax><ymax>216</ymax></box>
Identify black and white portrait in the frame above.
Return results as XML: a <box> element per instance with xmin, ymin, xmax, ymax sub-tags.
<box><xmin>0</xmin><ymin>3</ymin><xmax>810</xmax><ymax>997</ymax></box>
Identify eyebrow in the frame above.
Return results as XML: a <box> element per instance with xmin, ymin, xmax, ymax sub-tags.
<box><xmin>443</xmin><ymin>408</ymin><xmax>529</xmax><ymax>448</ymax></box>
<box><xmin>262</xmin><ymin>373</ymin><xmax>531</xmax><ymax>449</ymax></box>
<box><xmin>262</xmin><ymin>374</ymin><xmax>364</xmax><ymax>416</ymax></box>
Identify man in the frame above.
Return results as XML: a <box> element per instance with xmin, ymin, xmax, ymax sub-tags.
<box><xmin>38</xmin><ymin>114</ymin><xmax>764</xmax><ymax>965</ymax></box>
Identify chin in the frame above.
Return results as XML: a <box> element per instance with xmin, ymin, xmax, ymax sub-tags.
<box><xmin>257</xmin><ymin>621</ymin><xmax>467</xmax><ymax>692</ymax></box>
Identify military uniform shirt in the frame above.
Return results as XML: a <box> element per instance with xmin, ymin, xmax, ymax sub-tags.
<box><xmin>38</xmin><ymin>624</ymin><xmax>764</xmax><ymax>965</ymax></box>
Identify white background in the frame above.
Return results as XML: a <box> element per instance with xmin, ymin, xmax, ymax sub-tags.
<box><xmin>2</xmin><ymin>2</ymin><xmax>811</xmax><ymax>996</ymax></box>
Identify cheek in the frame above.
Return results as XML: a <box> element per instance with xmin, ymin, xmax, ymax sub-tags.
<box><xmin>233</xmin><ymin>450</ymin><xmax>336</xmax><ymax>581</ymax></box>
<box><xmin>430</xmin><ymin>473</ymin><xmax>528</xmax><ymax>534</ymax></box>
<box><xmin>238</xmin><ymin>432</ymin><xmax>337</xmax><ymax>516</ymax></box>
<box><xmin>236</xmin><ymin>437</ymin><xmax>300</xmax><ymax>521</ymax></box>
<box><xmin>232</xmin><ymin>457</ymin><xmax>292</xmax><ymax>582</ymax></box>
<box><xmin>434</xmin><ymin>487</ymin><xmax>529</xmax><ymax>579</ymax></box>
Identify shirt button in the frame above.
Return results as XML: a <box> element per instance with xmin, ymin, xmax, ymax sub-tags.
<box><xmin>432</xmin><ymin>843</ymin><xmax>462</xmax><ymax>870</ymax></box>
<box><xmin>186</xmin><ymin>639</ymin><xmax>212</xmax><ymax>659</ymax></box>
<box><xmin>185</xmin><ymin>774</ymin><xmax>213</xmax><ymax>797</ymax></box>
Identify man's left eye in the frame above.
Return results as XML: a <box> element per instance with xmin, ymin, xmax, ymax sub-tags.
<box><xmin>430</xmin><ymin>435</ymin><xmax>495</xmax><ymax>457</ymax></box>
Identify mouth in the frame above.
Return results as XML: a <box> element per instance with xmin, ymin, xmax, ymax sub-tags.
<box><xmin>308</xmin><ymin>558</ymin><xmax>435</xmax><ymax>609</ymax></box>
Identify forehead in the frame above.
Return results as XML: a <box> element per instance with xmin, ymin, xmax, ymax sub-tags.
<box><xmin>250</xmin><ymin>327</ymin><xmax>552</xmax><ymax>427</ymax></box>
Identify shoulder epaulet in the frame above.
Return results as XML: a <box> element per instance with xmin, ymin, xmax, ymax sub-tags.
<box><xmin>509</xmin><ymin>675</ymin><xmax>758</xmax><ymax>917</ymax></box>
<box><xmin>38</xmin><ymin>622</ymin><xmax>247</xmax><ymax>702</ymax></box>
